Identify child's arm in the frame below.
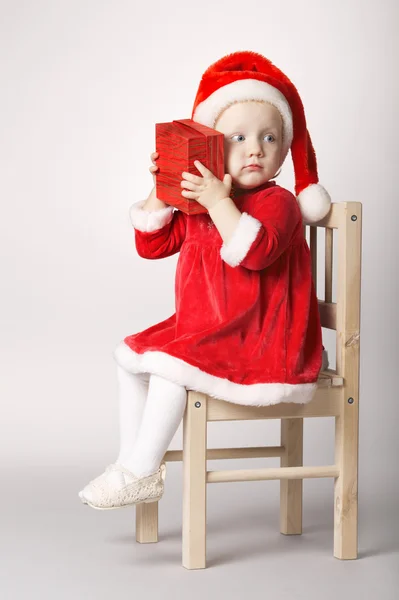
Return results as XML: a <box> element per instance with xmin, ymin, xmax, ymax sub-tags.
<box><xmin>129</xmin><ymin>152</ymin><xmax>187</xmax><ymax>259</ymax></box>
<box><xmin>130</xmin><ymin>191</ymin><xmax>187</xmax><ymax>260</ymax></box>
<box><xmin>209</xmin><ymin>187</ymin><xmax>301</xmax><ymax>270</ymax></box>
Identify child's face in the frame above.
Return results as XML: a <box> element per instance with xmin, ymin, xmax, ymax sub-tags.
<box><xmin>214</xmin><ymin>101</ymin><xmax>284</xmax><ymax>190</ymax></box>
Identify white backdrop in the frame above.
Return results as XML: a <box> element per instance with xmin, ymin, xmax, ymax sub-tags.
<box><xmin>1</xmin><ymin>0</ymin><xmax>398</xmax><ymax>506</ymax></box>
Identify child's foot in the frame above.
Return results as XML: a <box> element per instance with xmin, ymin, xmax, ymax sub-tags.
<box><xmin>78</xmin><ymin>462</ymin><xmax>166</xmax><ymax>510</ymax></box>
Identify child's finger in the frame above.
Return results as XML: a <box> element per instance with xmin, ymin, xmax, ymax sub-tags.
<box><xmin>181</xmin><ymin>179</ymin><xmax>197</xmax><ymax>191</ymax></box>
<box><xmin>181</xmin><ymin>189</ymin><xmax>198</xmax><ymax>199</ymax></box>
<box><xmin>193</xmin><ymin>160</ymin><xmax>209</xmax><ymax>176</ymax></box>
<box><xmin>182</xmin><ymin>171</ymin><xmax>202</xmax><ymax>184</ymax></box>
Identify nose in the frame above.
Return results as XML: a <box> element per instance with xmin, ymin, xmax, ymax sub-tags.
<box><xmin>247</xmin><ymin>138</ymin><xmax>263</xmax><ymax>157</ymax></box>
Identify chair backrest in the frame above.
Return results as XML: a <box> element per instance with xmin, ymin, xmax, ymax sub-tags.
<box><xmin>304</xmin><ymin>202</ymin><xmax>362</xmax><ymax>381</ymax></box>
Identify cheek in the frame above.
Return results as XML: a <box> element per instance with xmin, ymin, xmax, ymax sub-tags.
<box><xmin>224</xmin><ymin>148</ymin><xmax>233</xmax><ymax>168</ymax></box>
<box><xmin>270</xmin><ymin>145</ymin><xmax>283</xmax><ymax>163</ymax></box>
<box><xmin>225</xmin><ymin>147</ymin><xmax>240</xmax><ymax>169</ymax></box>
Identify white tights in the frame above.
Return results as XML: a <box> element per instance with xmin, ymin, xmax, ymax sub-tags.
<box><xmin>115</xmin><ymin>365</ymin><xmax>187</xmax><ymax>477</ymax></box>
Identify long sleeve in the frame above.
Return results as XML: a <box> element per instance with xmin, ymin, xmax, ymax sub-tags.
<box><xmin>129</xmin><ymin>200</ymin><xmax>187</xmax><ymax>259</ymax></box>
<box><xmin>220</xmin><ymin>187</ymin><xmax>302</xmax><ymax>271</ymax></box>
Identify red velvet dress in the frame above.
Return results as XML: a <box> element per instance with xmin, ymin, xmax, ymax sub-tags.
<box><xmin>113</xmin><ymin>180</ymin><xmax>323</xmax><ymax>406</ymax></box>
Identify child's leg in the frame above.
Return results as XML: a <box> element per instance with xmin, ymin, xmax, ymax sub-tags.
<box><xmin>115</xmin><ymin>365</ymin><xmax>150</xmax><ymax>465</ymax></box>
<box><xmin>79</xmin><ymin>372</ymin><xmax>186</xmax><ymax>509</ymax></box>
<box><xmin>78</xmin><ymin>366</ymin><xmax>149</xmax><ymax>500</ymax></box>
<box><xmin>120</xmin><ymin>373</ymin><xmax>187</xmax><ymax>477</ymax></box>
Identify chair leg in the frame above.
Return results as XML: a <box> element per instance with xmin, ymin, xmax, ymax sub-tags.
<box><xmin>182</xmin><ymin>391</ymin><xmax>207</xmax><ymax>569</ymax></box>
<box><xmin>136</xmin><ymin>502</ymin><xmax>159</xmax><ymax>543</ymax></box>
<box><xmin>280</xmin><ymin>418</ymin><xmax>303</xmax><ymax>535</ymax></box>
<box><xmin>334</xmin><ymin>411</ymin><xmax>358</xmax><ymax>559</ymax></box>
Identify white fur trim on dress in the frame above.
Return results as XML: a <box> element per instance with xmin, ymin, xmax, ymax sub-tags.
<box><xmin>113</xmin><ymin>341</ymin><xmax>318</xmax><ymax>407</ymax></box>
<box><xmin>193</xmin><ymin>79</ymin><xmax>293</xmax><ymax>156</ymax></box>
<box><xmin>220</xmin><ymin>212</ymin><xmax>262</xmax><ymax>267</ymax></box>
<box><xmin>297</xmin><ymin>184</ymin><xmax>332</xmax><ymax>224</ymax></box>
<box><xmin>129</xmin><ymin>200</ymin><xmax>174</xmax><ymax>233</ymax></box>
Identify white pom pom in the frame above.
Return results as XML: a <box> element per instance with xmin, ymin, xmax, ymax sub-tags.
<box><xmin>297</xmin><ymin>183</ymin><xmax>331</xmax><ymax>224</ymax></box>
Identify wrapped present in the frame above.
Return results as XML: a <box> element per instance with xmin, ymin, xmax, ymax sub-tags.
<box><xmin>155</xmin><ymin>119</ymin><xmax>224</xmax><ymax>215</ymax></box>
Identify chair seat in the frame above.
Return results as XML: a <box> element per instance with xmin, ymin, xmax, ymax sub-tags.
<box><xmin>318</xmin><ymin>368</ymin><xmax>343</xmax><ymax>387</ymax></box>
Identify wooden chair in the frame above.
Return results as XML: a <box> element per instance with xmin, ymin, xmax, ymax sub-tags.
<box><xmin>136</xmin><ymin>201</ymin><xmax>362</xmax><ymax>569</ymax></box>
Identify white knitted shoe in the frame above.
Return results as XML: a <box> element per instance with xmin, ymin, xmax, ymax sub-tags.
<box><xmin>78</xmin><ymin>460</ymin><xmax>167</xmax><ymax>502</ymax></box>
<box><xmin>79</xmin><ymin>462</ymin><xmax>166</xmax><ymax>510</ymax></box>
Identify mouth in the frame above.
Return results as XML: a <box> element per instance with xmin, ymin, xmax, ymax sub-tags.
<box><xmin>244</xmin><ymin>164</ymin><xmax>263</xmax><ymax>170</ymax></box>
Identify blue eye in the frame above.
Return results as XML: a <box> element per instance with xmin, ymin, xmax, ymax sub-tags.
<box><xmin>231</xmin><ymin>134</ymin><xmax>275</xmax><ymax>143</ymax></box>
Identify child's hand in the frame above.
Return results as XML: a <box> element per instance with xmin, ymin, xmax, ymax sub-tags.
<box><xmin>149</xmin><ymin>151</ymin><xmax>159</xmax><ymax>184</ymax></box>
<box><xmin>181</xmin><ymin>160</ymin><xmax>232</xmax><ymax>210</ymax></box>
<box><xmin>145</xmin><ymin>151</ymin><xmax>169</xmax><ymax>209</ymax></box>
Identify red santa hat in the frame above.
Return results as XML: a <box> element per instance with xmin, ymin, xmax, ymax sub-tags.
<box><xmin>191</xmin><ymin>50</ymin><xmax>331</xmax><ymax>223</ymax></box>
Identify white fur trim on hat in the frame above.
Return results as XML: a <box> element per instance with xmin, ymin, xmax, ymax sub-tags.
<box><xmin>220</xmin><ymin>212</ymin><xmax>262</xmax><ymax>267</ymax></box>
<box><xmin>296</xmin><ymin>184</ymin><xmax>332</xmax><ymax>224</ymax></box>
<box><xmin>129</xmin><ymin>200</ymin><xmax>174</xmax><ymax>232</ymax></box>
<box><xmin>193</xmin><ymin>79</ymin><xmax>294</xmax><ymax>156</ymax></box>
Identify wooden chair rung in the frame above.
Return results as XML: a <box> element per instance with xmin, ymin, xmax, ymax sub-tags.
<box><xmin>318</xmin><ymin>300</ymin><xmax>337</xmax><ymax>330</ymax></box>
<box><xmin>325</xmin><ymin>228</ymin><xmax>333</xmax><ymax>303</ymax></box>
<box><xmin>207</xmin><ymin>465</ymin><xmax>339</xmax><ymax>483</ymax></box>
<box><xmin>164</xmin><ymin>445</ymin><xmax>284</xmax><ymax>462</ymax></box>
<box><xmin>310</xmin><ymin>226</ymin><xmax>317</xmax><ymax>285</ymax></box>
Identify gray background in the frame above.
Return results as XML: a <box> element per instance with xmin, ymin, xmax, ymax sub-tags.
<box><xmin>1</xmin><ymin>0</ymin><xmax>398</xmax><ymax>597</ymax></box>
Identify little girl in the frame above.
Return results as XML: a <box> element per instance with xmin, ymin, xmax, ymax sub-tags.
<box><xmin>79</xmin><ymin>50</ymin><xmax>331</xmax><ymax>510</ymax></box>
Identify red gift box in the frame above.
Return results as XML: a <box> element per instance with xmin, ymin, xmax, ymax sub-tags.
<box><xmin>155</xmin><ymin>119</ymin><xmax>224</xmax><ymax>215</ymax></box>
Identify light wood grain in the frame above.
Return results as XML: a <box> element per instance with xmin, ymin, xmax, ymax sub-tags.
<box><xmin>207</xmin><ymin>465</ymin><xmax>339</xmax><ymax>483</ymax></box>
<box><xmin>182</xmin><ymin>392</ymin><xmax>207</xmax><ymax>569</ymax></box>
<box><xmin>164</xmin><ymin>446</ymin><xmax>284</xmax><ymax>462</ymax></box>
<box><xmin>325</xmin><ymin>228</ymin><xmax>333</xmax><ymax>302</ymax></box>
<box><xmin>334</xmin><ymin>202</ymin><xmax>361</xmax><ymax>559</ymax></box>
<box><xmin>206</xmin><ymin>387</ymin><xmax>342</xmax><ymax>421</ymax></box>
<box><xmin>136</xmin><ymin>502</ymin><xmax>158</xmax><ymax>544</ymax></box>
<box><xmin>310</xmin><ymin>226</ymin><xmax>317</xmax><ymax>286</ymax></box>
<box><xmin>280</xmin><ymin>419</ymin><xmax>303</xmax><ymax>535</ymax></box>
